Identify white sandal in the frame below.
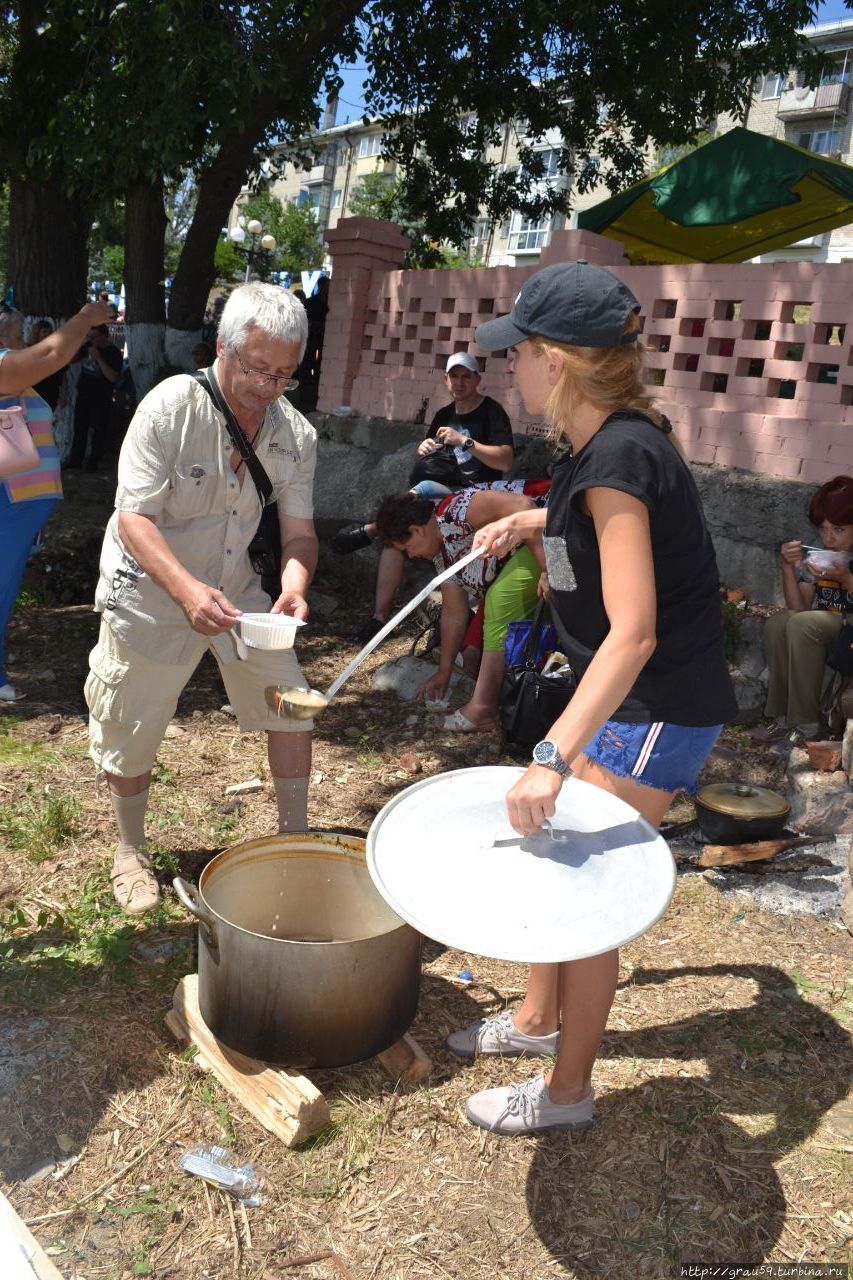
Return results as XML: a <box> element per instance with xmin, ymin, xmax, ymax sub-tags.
<box><xmin>442</xmin><ymin>709</ymin><xmax>497</xmax><ymax>733</ymax></box>
<box><xmin>111</xmin><ymin>845</ymin><xmax>161</xmax><ymax>915</ymax></box>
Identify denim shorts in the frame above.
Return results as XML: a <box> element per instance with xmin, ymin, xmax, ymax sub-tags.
<box><xmin>582</xmin><ymin>720</ymin><xmax>722</xmax><ymax>793</ymax></box>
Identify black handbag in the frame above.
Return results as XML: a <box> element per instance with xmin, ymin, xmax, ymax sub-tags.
<box><xmin>826</xmin><ymin>612</ymin><xmax>853</xmax><ymax>676</ymax></box>
<box><xmin>193</xmin><ymin>371</ymin><xmax>282</xmax><ymax>599</ymax></box>
<box><xmin>500</xmin><ymin>599</ymin><xmax>576</xmax><ymax>749</ymax></box>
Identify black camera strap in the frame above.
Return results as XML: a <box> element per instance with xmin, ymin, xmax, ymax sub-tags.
<box><xmin>193</xmin><ymin>370</ymin><xmax>273</xmax><ymax>506</ymax></box>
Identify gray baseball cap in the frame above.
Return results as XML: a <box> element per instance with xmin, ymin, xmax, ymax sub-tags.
<box><xmin>475</xmin><ymin>260</ymin><xmax>641</xmax><ymax>351</ymax></box>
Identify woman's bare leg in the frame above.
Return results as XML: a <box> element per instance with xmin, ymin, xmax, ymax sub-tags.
<box><xmin>454</xmin><ymin>649</ymin><xmax>505</xmax><ymax>724</ymax></box>
<box><xmin>513</xmin><ymin>963</ymin><xmax>560</xmax><ymax>1035</ymax></box>
<box><xmin>544</xmin><ymin>754</ymin><xmax>674</xmax><ymax>1103</ymax></box>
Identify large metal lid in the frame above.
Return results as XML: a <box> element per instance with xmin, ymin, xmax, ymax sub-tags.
<box><xmin>366</xmin><ymin>766</ymin><xmax>676</xmax><ymax>964</ymax></box>
<box><xmin>696</xmin><ymin>782</ymin><xmax>790</xmax><ymax>819</ymax></box>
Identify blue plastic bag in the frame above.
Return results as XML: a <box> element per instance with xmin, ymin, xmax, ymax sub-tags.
<box><xmin>504</xmin><ymin>613</ymin><xmax>557</xmax><ymax>669</ymax></box>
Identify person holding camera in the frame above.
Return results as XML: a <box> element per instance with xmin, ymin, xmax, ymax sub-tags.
<box><xmin>85</xmin><ymin>283</ymin><xmax>319</xmax><ymax>914</ymax></box>
<box><xmin>65</xmin><ymin>323</ymin><xmax>123</xmax><ymax>472</ymax></box>
<box><xmin>0</xmin><ymin>299</ymin><xmax>113</xmax><ymax>702</ymax></box>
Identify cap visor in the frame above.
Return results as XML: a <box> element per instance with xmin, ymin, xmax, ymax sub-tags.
<box><xmin>474</xmin><ymin>313</ymin><xmax>528</xmax><ymax>351</ymax></box>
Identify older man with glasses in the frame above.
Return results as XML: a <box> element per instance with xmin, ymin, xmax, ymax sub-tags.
<box><xmin>86</xmin><ymin>282</ymin><xmax>319</xmax><ymax>914</ymax></box>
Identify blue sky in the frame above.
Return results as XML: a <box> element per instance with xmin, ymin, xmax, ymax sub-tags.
<box><xmin>330</xmin><ymin>0</ymin><xmax>853</xmax><ymax>123</ymax></box>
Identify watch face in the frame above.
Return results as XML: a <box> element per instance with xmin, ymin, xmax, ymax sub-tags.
<box><xmin>533</xmin><ymin>740</ymin><xmax>556</xmax><ymax>765</ymax></box>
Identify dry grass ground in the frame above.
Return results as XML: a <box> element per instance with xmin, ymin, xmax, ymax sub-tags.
<box><xmin>1</xmin><ymin>477</ymin><xmax>851</xmax><ymax>1279</ymax></box>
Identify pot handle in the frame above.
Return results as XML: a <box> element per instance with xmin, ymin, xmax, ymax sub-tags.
<box><xmin>173</xmin><ymin>877</ymin><xmax>218</xmax><ymax>952</ymax></box>
<box><xmin>230</xmin><ymin>625</ymin><xmax>248</xmax><ymax>661</ymax></box>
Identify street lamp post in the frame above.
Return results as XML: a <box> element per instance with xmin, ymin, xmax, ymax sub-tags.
<box><xmin>229</xmin><ymin>217</ymin><xmax>277</xmax><ymax>282</ymax></box>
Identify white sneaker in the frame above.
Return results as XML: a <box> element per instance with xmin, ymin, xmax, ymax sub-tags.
<box><xmin>0</xmin><ymin>683</ymin><xmax>25</xmax><ymax>702</ymax></box>
<box><xmin>446</xmin><ymin>1009</ymin><xmax>560</xmax><ymax>1060</ymax></box>
<box><xmin>466</xmin><ymin>1075</ymin><xmax>594</xmax><ymax>1135</ymax></box>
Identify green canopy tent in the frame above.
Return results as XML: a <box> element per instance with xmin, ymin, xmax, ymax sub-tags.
<box><xmin>577</xmin><ymin>126</ymin><xmax>853</xmax><ymax>264</ymax></box>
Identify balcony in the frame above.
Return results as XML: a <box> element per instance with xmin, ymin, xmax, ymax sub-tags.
<box><xmin>305</xmin><ymin>164</ymin><xmax>328</xmax><ymax>186</ymax></box>
<box><xmin>777</xmin><ymin>80</ymin><xmax>851</xmax><ymax>121</ymax></box>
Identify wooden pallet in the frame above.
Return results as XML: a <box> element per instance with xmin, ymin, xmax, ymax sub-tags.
<box><xmin>165</xmin><ymin>975</ymin><xmax>431</xmax><ymax>1148</ymax></box>
<box><xmin>0</xmin><ymin>1188</ymin><xmax>65</xmax><ymax>1279</ymax></box>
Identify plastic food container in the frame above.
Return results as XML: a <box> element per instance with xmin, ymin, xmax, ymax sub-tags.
<box><xmin>236</xmin><ymin>613</ymin><xmax>305</xmax><ymax>650</ymax></box>
<box><xmin>802</xmin><ymin>547</ymin><xmax>850</xmax><ymax>574</ymax></box>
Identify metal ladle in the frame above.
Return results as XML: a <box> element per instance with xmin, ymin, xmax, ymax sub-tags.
<box><xmin>265</xmin><ymin>545</ymin><xmax>483</xmax><ymax>720</ymax></box>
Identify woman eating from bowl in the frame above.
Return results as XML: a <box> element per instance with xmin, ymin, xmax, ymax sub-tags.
<box><xmin>761</xmin><ymin>475</ymin><xmax>853</xmax><ymax>742</ymax></box>
<box><xmin>447</xmin><ymin>260</ymin><xmax>736</xmax><ymax>1136</ymax></box>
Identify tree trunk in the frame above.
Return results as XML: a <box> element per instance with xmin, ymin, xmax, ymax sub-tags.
<box><xmin>124</xmin><ymin>179</ymin><xmax>168</xmax><ymax>397</ymax></box>
<box><xmin>7</xmin><ymin>174</ymin><xmax>91</xmax><ymax>455</ymax></box>
<box><xmin>165</xmin><ymin>0</ymin><xmax>366</xmax><ymax>355</ymax></box>
<box><xmin>8</xmin><ymin>174</ymin><xmax>91</xmax><ymax>315</ymax></box>
<box><xmin>166</xmin><ymin>122</ymin><xmax>265</xmax><ymax>360</ymax></box>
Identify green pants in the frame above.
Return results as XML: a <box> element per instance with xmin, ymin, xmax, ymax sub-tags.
<box><xmin>483</xmin><ymin>545</ymin><xmax>541</xmax><ymax>652</ymax></box>
<box><xmin>763</xmin><ymin>608</ymin><xmax>842</xmax><ymax>726</ymax></box>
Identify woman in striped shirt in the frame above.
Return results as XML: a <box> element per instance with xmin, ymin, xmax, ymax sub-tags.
<box><xmin>0</xmin><ymin>298</ymin><xmax>112</xmax><ymax>700</ymax></box>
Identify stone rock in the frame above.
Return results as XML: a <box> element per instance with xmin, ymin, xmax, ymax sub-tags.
<box><xmin>220</xmin><ymin>703</ymin><xmax>237</xmax><ymax>717</ymax></box>
<box><xmin>728</xmin><ymin>614</ymin><xmax>767</xmax><ymax>679</ymax></box>
<box><xmin>306</xmin><ymin>588</ymin><xmax>339</xmax><ymax>618</ymax></box>
<box><xmin>728</xmin><ymin>669</ymin><xmax>765</xmax><ymax>721</ymax></box>
<box><xmin>371</xmin><ymin>655</ymin><xmax>468</xmax><ymax>703</ymax></box>
<box><xmin>843</xmin><ymin>718</ymin><xmax>853</xmax><ymax>781</ymax></box>
<box><xmin>164</xmin><ymin>722</ymin><xmax>186</xmax><ymax>738</ymax></box>
<box><xmin>398</xmin><ymin>752</ymin><xmax>422</xmax><ymax>774</ymax></box>
<box><xmin>224</xmin><ymin>777</ymin><xmax>263</xmax><ymax>796</ymax></box>
<box><xmin>787</xmin><ymin>765</ymin><xmax>853</xmax><ymax>836</ymax></box>
<box><xmin>842</xmin><ymin>883</ymin><xmax>853</xmax><ymax>938</ymax></box>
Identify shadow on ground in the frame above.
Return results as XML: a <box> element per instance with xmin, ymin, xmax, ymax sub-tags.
<box><xmin>526</xmin><ymin>963</ymin><xmax>852</xmax><ymax>1273</ymax></box>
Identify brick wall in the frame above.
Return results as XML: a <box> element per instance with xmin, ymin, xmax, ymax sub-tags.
<box><xmin>319</xmin><ymin>219</ymin><xmax>853</xmax><ymax>484</ymax></box>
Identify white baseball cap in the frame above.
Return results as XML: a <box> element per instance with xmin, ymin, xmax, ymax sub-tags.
<box><xmin>445</xmin><ymin>352</ymin><xmax>480</xmax><ymax>374</ymax></box>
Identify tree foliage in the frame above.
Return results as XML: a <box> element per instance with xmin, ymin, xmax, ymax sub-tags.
<box><xmin>0</xmin><ymin>0</ymin><xmax>827</xmax><ymax>331</ymax></box>
<box><xmin>240</xmin><ymin>192</ymin><xmax>325</xmax><ymax>274</ymax></box>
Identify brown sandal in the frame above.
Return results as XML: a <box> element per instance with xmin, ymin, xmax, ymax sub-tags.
<box><xmin>111</xmin><ymin>845</ymin><xmax>161</xmax><ymax>915</ymax></box>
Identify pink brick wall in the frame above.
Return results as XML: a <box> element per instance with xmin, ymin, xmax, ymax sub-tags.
<box><xmin>319</xmin><ymin>222</ymin><xmax>853</xmax><ymax>484</ymax></box>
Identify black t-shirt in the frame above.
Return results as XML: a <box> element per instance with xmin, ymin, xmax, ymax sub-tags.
<box><xmin>76</xmin><ymin>342</ymin><xmax>123</xmax><ymax>412</ymax></box>
<box><xmin>544</xmin><ymin>411</ymin><xmax>737</xmax><ymax>727</ymax></box>
<box><xmin>409</xmin><ymin>395</ymin><xmax>513</xmax><ymax>488</ymax></box>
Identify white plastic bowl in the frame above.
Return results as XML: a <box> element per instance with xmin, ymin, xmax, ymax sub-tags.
<box><xmin>803</xmin><ymin>548</ymin><xmax>850</xmax><ymax>574</ymax></box>
<box><xmin>236</xmin><ymin>613</ymin><xmax>305</xmax><ymax>650</ymax></box>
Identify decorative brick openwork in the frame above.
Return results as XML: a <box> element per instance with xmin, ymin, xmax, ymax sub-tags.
<box><xmin>319</xmin><ymin>221</ymin><xmax>853</xmax><ymax>483</ymax></box>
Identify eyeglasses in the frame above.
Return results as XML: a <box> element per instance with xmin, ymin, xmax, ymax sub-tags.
<box><xmin>233</xmin><ymin>347</ymin><xmax>298</xmax><ymax>391</ymax></box>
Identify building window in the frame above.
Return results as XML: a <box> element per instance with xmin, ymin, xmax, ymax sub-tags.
<box><xmin>798</xmin><ymin>128</ymin><xmax>841</xmax><ymax>155</ymax></box>
<box><xmin>760</xmin><ymin>72</ymin><xmax>784</xmax><ymax>99</ymax></box>
<box><xmin>331</xmin><ymin>188</ymin><xmax>342</xmax><ymax>209</ymax></box>
<box><xmin>508</xmin><ymin>214</ymin><xmax>552</xmax><ymax>252</ymax></box>
<box><xmin>530</xmin><ymin>148</ymin><xmax>560</xmax><ymax>180</ymax></box>
<box><xmin>820</xmin><ymin>53</ymin><xmax>852</xmax><ymax>86</ymax></box>
<box><xmin>358</xmin><ymin>133</ymin><xmax>384</xmax><ymax>159</ymax></box>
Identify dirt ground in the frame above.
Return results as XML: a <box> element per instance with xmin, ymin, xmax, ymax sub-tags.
<box><xmin>1</xmin><ymin>472</ymin><xmax>851</xmax><ymax>1280</ymax></box>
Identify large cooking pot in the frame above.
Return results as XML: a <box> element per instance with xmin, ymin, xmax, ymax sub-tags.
<box><xmin>694</xmin><ymin>783</ymin><xmax>790</xmax><ymax>845</ymax></box>
<box><xmin>173</xmin><ymin>832</ymin><xmax>421</xmax><ymax>1069</ymax></box>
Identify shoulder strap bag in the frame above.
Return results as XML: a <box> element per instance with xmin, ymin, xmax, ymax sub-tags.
<box><xmin>499</xmin><ymin>598</ymin><xmax>576</xmax><ymax>750</ymax></box>
<box><xmin>0</xmin><ymin>404</ymin><xmax>40</xmax><ymax>477</ymax></box>
<box><xmin>193</xmin><ymin>371</ymin><xmax>282</xmax><ymax>599</ymax></box>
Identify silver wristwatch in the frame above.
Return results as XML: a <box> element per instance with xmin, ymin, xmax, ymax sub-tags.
<box><xmin>532</xmin><ymin>739</ymin><xmax>569</xmax><ymax>777</ymax></box>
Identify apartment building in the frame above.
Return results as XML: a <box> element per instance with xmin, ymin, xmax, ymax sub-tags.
<box><xmin>239</xmin><ymin>15</ymin><xmax>853</xmax><ymax>269</ymax></box>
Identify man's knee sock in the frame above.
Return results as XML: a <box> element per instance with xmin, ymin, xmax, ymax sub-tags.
<box><xmin>109</xmin><ymin>788</ymin><xmax>149</xmax><ymax>849</ymax></box>
<box><xmin>273</xmin><ymin>776</ymin><xmax>309</xmax><ymax>832</ymax></box>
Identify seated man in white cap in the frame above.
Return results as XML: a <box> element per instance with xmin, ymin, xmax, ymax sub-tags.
<box><xmin>332</xmin><ymin>352</ymin><xmax>515</xmax><ymax>644</ymax></box>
